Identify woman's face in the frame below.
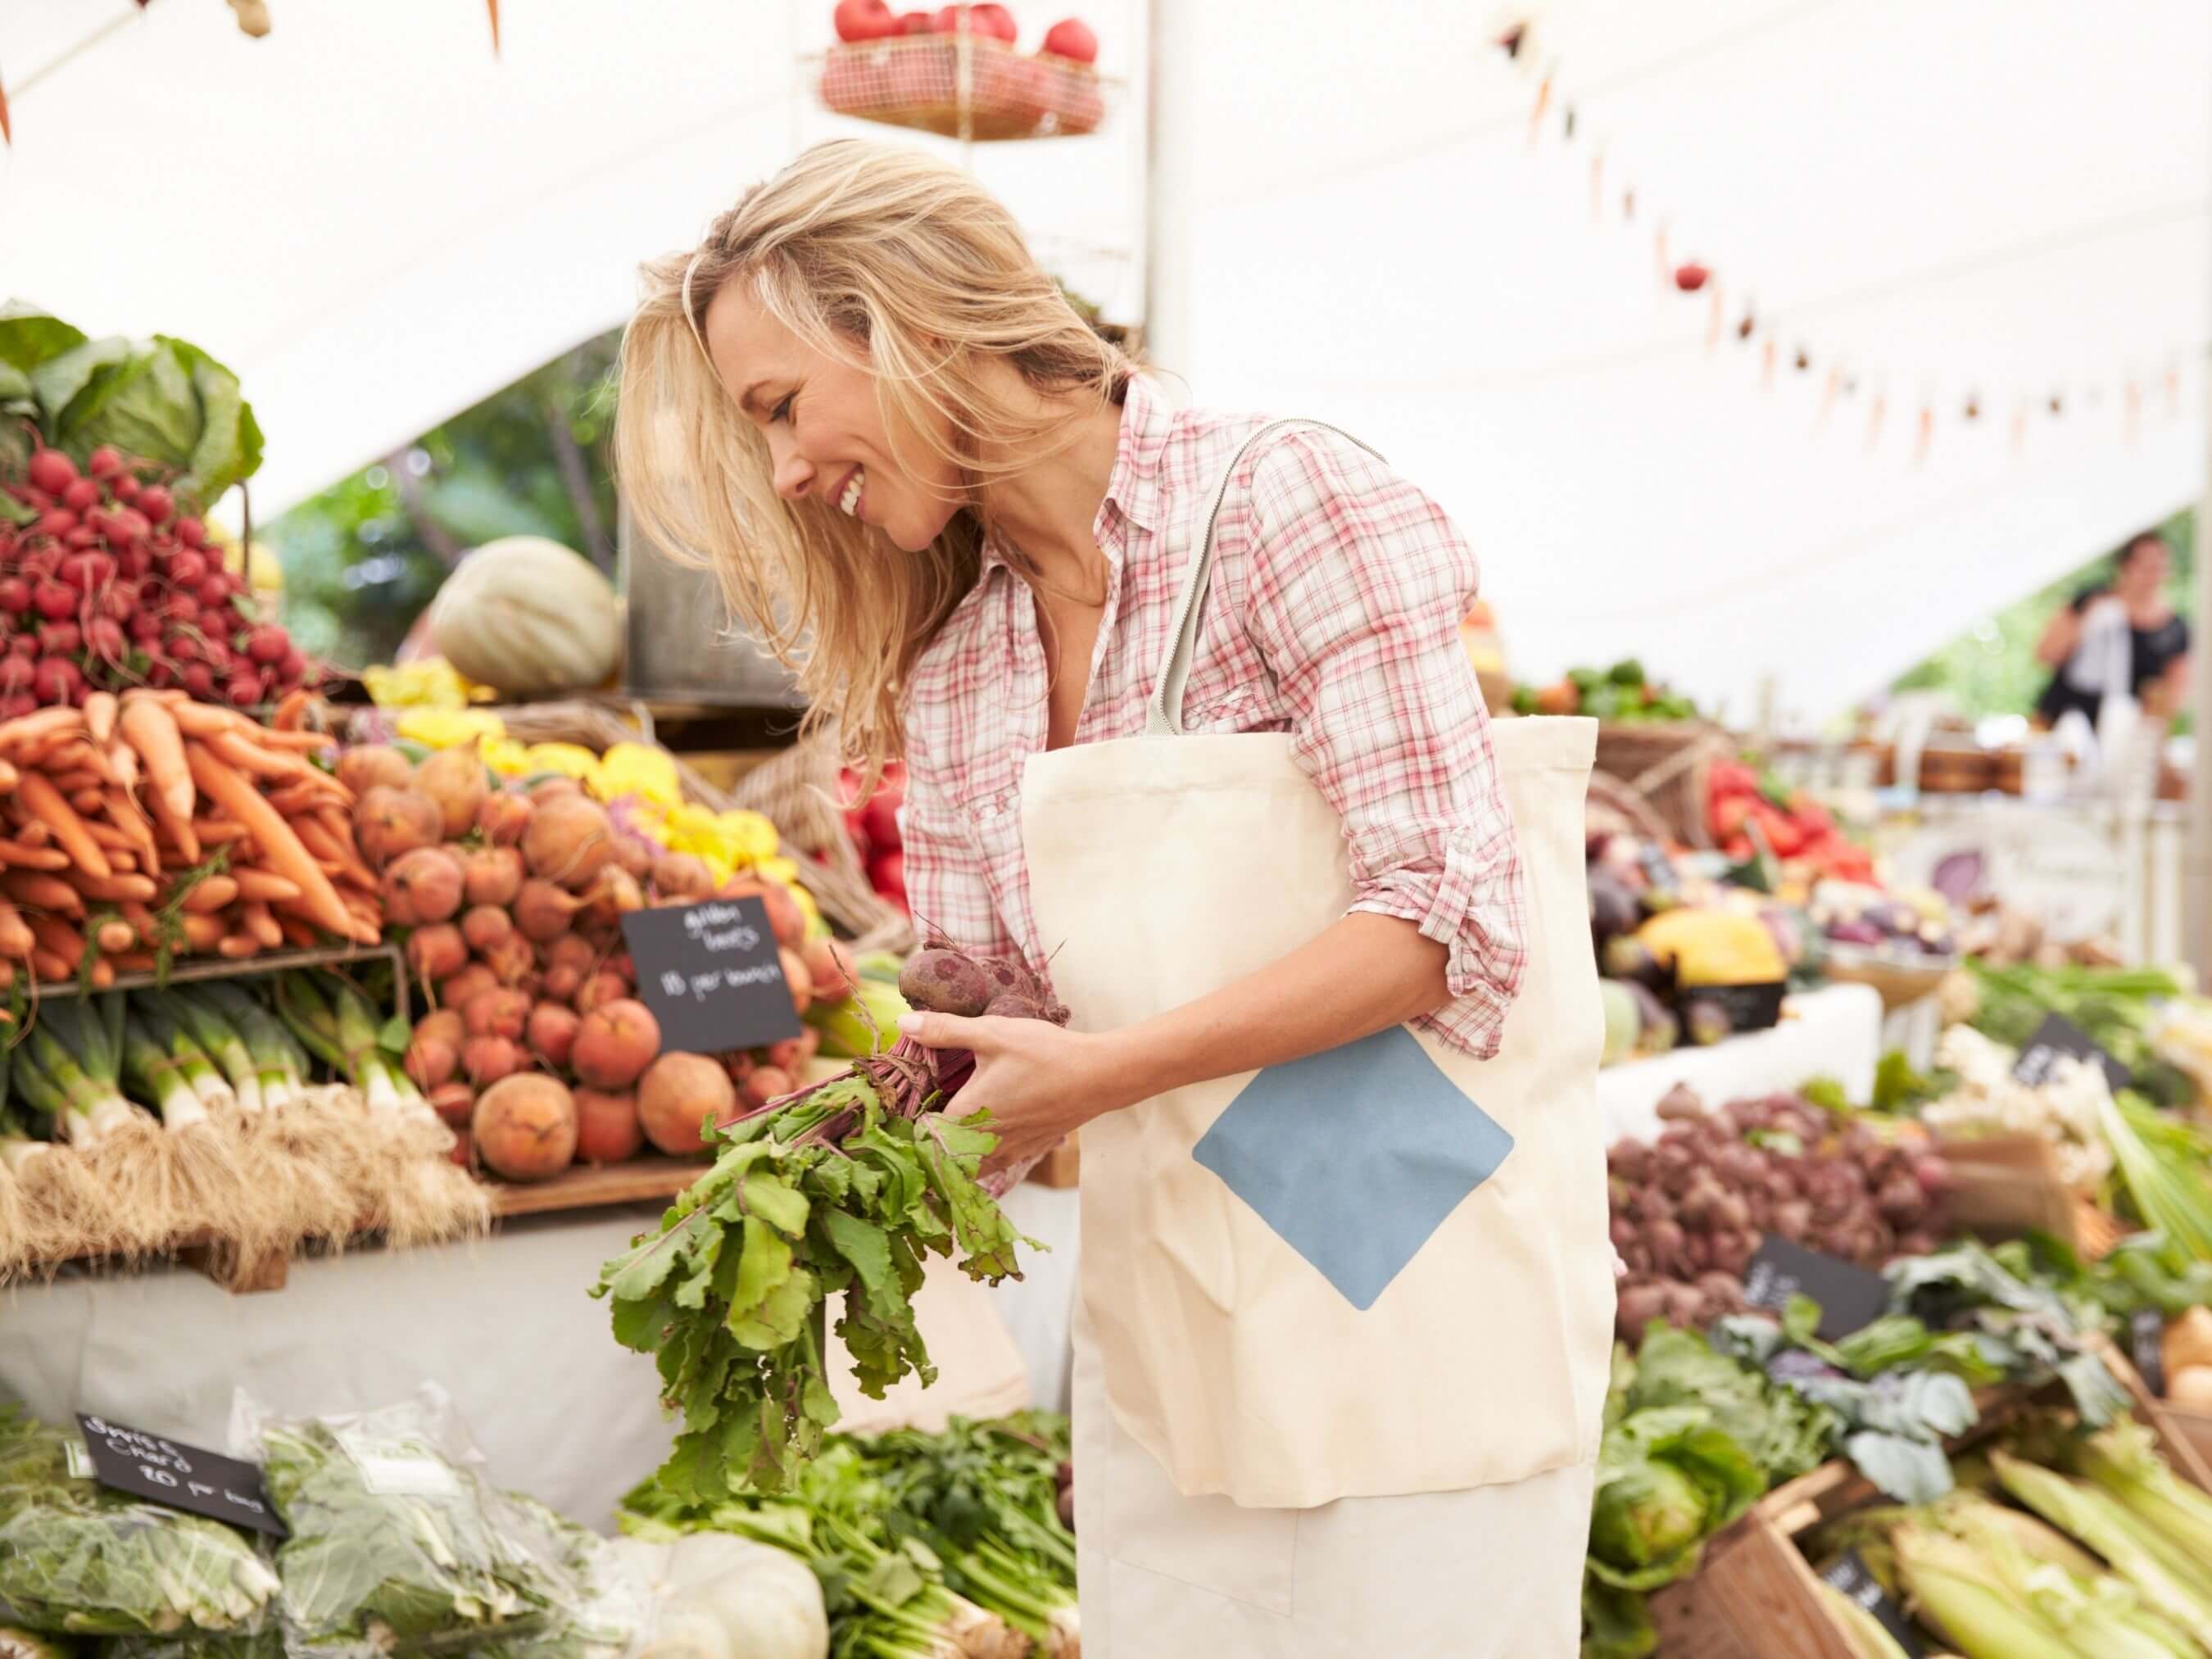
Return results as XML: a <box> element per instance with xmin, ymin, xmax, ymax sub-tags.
<box><xmin>702</xmin><ymin>284</ymin><xmax>963</xmax><ymax>553</ymax></box>
<box><xmin>2117</xmin><ymin>540</ymin><xmax>2169</xmax><ymax>605</ymax></box>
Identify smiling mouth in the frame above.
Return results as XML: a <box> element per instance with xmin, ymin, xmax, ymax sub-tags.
<box><xmin>836</xmin><ymin>468</ymin><xmax>866</xmax><ymax>519</ymax></box>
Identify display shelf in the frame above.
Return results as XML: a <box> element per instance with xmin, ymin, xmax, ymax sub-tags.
<box><xmin>25</xmin><ymin>941</ymin><xmax>411</xmax><ymax>1018</ymax></box>
<box><xmin>483</xmin><ymin>1156</ymin><xmax>704</xmax><ymax>1218</ymax></box>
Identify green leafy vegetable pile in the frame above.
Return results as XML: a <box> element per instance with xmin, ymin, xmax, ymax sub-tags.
<box><xmin>596</xmin><ymin>944</ymin><xmax>1051</xmax><ymax>1501</ymax></box>
<box><xmin>0</xmin><ymin>303</ymin><xmax>262</xmax><ymax>514</ymax></box>
<box><xmin>0</xmin><ymin>1404</ymin><xmax>278</xmax><ymax>1639</ymax></box>
<box><xmin>623</xmin><ymin>1412</ymin><xmax>1077</xmax><ymax>1658</ymax></box>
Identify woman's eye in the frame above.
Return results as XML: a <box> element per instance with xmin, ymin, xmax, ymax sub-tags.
<box><xmin>770</xmin><ymin>395</ymin><xmax>794</xmax><ymax>424</ymax></box>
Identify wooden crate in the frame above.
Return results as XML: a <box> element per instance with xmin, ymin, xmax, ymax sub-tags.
<box><xmin>1939</xmin><ymin>1135</ymin><xmax>2083</xmax><ymax>1252</ymax></box>
<box><xmin>1647</xmin><ymin>1337</ymin><xmax>2208</xmax><ymax>1657</ymax></box>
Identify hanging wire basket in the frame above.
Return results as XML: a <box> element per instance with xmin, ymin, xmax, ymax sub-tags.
<box><xmin>812</xmin><ymin>35</ymin><xmax>1109</xmax><ymax>142</ymax></box>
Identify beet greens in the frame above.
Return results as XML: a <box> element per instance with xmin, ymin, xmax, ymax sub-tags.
<box><xmin>594</xmin><ymin>944</ymin><xmax>1063</xmax><ymax>1497</ymax></box>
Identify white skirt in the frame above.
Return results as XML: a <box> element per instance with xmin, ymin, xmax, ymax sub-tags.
<box><xmin>1071</xmin><ymin>1300</ymin><xmax>1595</xmax><ymax>1659</ymax></box>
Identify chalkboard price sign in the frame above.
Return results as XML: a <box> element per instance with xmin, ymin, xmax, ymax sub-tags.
<box><xmin>1742</xmin><ymin>1237</ymin><xmax>1892</xmax><ymax>1340</ymax></box>
<box><xmin>621</xmin><ymin>895</ymin><xmax>804</xmax><ymax>1058</ymax></box>
<box><xmin>1819</xmin><ymin>1548</ymin><xmax>1924</xmax><ymax>1656</ymax></box>
<box><xmin>75</xmin><ymin>1413</ymin><xmax>287</xmax><ymax>1538</ymax></box>
<box><xmin>2013</xmin><ymin>1013</ymin><xmax>2130</xmax><ymax>1093</ymax></box>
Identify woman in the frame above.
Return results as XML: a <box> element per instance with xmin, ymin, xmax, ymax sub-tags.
<box><xmin>616</xmin><ymin>139</ymin><xmax>1611</xmax><ymax>1657</ymax></box>
<box><xmin>2033</xmin><ymin>530</ymin><xmax>2189</xmax><ymax>736</ymax></box>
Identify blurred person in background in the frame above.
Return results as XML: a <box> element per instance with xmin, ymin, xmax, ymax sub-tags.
<box><xmin>2033</xmin><ymin>529</ymin><xmax>2189</xmax><ymax>735</ymax></box>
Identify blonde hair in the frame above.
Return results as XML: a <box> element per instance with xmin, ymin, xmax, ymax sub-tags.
<box><xmin>614</xmin><ymin>138</ymin><xmax>1131</xmax><ymax>773</ymax></box>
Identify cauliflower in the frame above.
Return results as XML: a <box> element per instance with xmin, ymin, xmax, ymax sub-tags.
<box><xmin>1925</xmin><ymin>1027</ymin><xmax>2114</xmax><ymax>1190</ymax></box>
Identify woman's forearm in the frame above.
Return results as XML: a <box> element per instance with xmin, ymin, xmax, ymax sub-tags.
<box><xmin>1103</xmin><ymin>912</ymin><xmax>1452</xmax><ymax>1104</ymax></box>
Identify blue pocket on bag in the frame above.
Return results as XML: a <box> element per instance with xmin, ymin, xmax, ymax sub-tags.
<box><xmin>1191</xmin><ymin>1026</ymin><xmax>1513</xmax><ymax>1311</ymax></box>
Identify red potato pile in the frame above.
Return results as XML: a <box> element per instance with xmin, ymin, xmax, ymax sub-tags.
<box><xmin>358</xmin><ymin>743</ymin><xmax>839</xmax><ymax>1182</ymax></box>
<box><xmin>1608</xmin><ymin>1085</ymin><xmax>1953</xmax><ymax>1344</ymax></box>
<box><xmin>0</xmin><ymin>441</ymin><xmax>319</xmax><ymax>714</ymax></box>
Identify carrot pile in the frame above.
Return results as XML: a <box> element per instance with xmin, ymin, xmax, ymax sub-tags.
<box><xmin>0</xmin><ymin>687</ymin><xmax>381</xmax><ymax>991</ymax></box>
<box><xmin>0</xmin><ymin>690</ymin><xmax>501</xmax><ymax>1281</ymax></box>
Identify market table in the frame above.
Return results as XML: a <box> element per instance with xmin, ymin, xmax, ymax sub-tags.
<box><xmin>0</xmin><ymin>1202</ymin><xmax>1035</xmax><ymax>1530</ymax></box>
<box><xmin>1598</xmin><ymin>981</ymin><xmax>1884</xmax><ymax>1145</ymax></box>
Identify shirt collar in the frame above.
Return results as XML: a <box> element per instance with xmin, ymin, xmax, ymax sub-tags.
<box><xmin>978</xmin><ymin>373</ymin><xmax>1168</xmax><ymax>577</ymax></box>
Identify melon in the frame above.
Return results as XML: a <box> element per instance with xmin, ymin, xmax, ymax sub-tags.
<box><xmin>428</xmin><ymin>537</ymin><xmax>623</xmax><ymax>696</ymax></box>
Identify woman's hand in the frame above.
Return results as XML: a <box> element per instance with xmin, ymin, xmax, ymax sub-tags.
<box><xmin>898</xmin><ymin>1011</ymin><xmax>1135</xmax><ymax>1179</ymax></box>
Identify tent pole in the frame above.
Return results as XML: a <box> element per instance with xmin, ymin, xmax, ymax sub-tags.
<box><xmin>2188</xmin><ymin>278</ymin><xmax>2212</xmax><ymax>975</ymax></box>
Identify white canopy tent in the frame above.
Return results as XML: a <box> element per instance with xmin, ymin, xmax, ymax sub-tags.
<box><xmin>1</xmin><ymin>0</ymin><xmax>2206</xmax><ymax>723</ymax></box>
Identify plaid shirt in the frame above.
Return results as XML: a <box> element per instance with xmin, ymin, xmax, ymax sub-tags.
<box><xmin>900</xmin><ymin>374</ymin><xmax>1527</xmax><ymax>1058</ymax></box>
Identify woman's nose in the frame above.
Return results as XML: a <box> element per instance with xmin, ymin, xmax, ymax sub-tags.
<box><xmin>770</xmin><ymin>437</ymin><xmax>814</xmax><ymax>503</ymax></box>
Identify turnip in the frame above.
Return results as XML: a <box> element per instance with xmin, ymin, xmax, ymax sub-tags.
<box><xmin>430</xmin><ymin>1083</ymin><xmax>476</xmax><ymax>1130</ymax></box>
<box><xmin>0</xmin><ymin>577</ymin><xmax>29</xmax><ymax>614</ymax></box>
<box><xmin>406</xmin><ymin>922</ymin><xmax>468</xmax><ymax>984</ymax></box>
<box><xmin>87</xmin><ymin>446</ymin><xmax>125</xmax><ymax>482</ymax></box>
<box><xmin>612</xmin><ymin>833</ymin><xmax>655</xmax><ymax>882</ymax></box>
<box><xmin>460</xmin><ymin>845</ymin><xmax>524</xmax><ymax>909</ymax></box>
<box><xmin>406</xmin><ymin>1033</ymin><xmax>460</xmax><ymax>1090</ymax></box>
<box><xmin>802</xmin><ymin>937</ymin><xmax>856</xmax><ymax>1002</ymax></box>
<box><xmin>383</xmin><ymin>846</ymin><xmax>466</xmax><ymax>927</ymax></box>
<box><xmin>545</xmin><ymin>934</ymin><xmax>598</xmax><ymax>976</ymax></box>
<box><xmin>461</xmin><ymin>904</ymin><xmax>514</xmax><ymax>954</ymax></box>
<box><xmin>583</xmin><ymin>865</ymin><xmax>644</xmax><ymax>927</ymax></box>
<box><xmin>524</xmin><ymin>793</ymin><xmax>617</xmax><ymax>891</ymax></box>
<box><xmin>574</xmin><ymin>1086</ymin><xmax>643</xmax><ymax>1163</ymax></box>
<box><xmin>543</xmin><ymin>963</ymin><xmax>584</xmax><ymax>1003</ymax></box>
<box><xmin>898</xmin><ymin>946</ymin><xmax>995</xmax><ymax>1018</ymax></box>
<box><xmin>174</xmin><ymin>514</ymin><xmax>206</xmax><ymax>546</ymax></box>
<box><xmin>574</xmin><ymin>968</ymin><xmax>629</xmax><ymax>1016</ymax></box>
<box><xmin>651</xmin><ymin>851</ymin><xmax>714</xmax><ymax>899</ymax></box>
<box><xmin>336</xmin><ymin>743</ymin><xmax>414</xmax><ymax>797</ymax></box>
<box><xmin>31</xmin><ymin>659</ymin><xmax>81</xmax><ymax>705</ymax></box>
<box><xmin>463</xmin><ymin>1034</ymin><xmax>522</xmax><ymax>1086</ymax></box>
<box><xmin>417</xmin><ymin>742</ymin><xmax>490</xmax><ymax>839</ymax></box>
<box><xmin>165</xmin><ymin>549</ymin><xmax>209</xmax><ymax>587</ymax></box>
<box><xmin>438</xmin><ymin>962</ymin><xmax>500</xmax><ymax>1012</ymax></box>
<box><xmin>31</xmin><ymin>579</ymin><xmax>75</xmax><ymax>621</ymax></box>
<box><xmin>740</xmin><ymin>1065</ymin><xmax>794</xmax><ymax>1110</ymax></box>
<box><xmin>463</xmin><ymin>986</ymin><xmax>531</xmax><ymax>1042</ymax></box>
<box><xmin>514</xmin><ymin>877</ymin><xmax>586</xmax><ymax>942</ymax></box>
<box><xmin>724</xmin><ymin>877</ymin><xmax>805</xmax><ymax>949</ymax></box>
<box><xmin>778</xmin><ymin>947</ymin><xmax>814</xmax><ymax>1015</ymax></box>
<box><xmin>476</xmin><ymin>790</ymin><xmax>534</xmax><ymax>846</ymax></box>
<box><xmin>637</xmin><ymin>1053</ymin><xmax>738</xmax><ymax>1155</ymax></box>
<box><xmin>136</xmin><ymin>484</ymin><xmax>174</xmax><ymax>525</ymax></box>
<box><xmin>481</xmin><ymin>930</ymin><xmax>538</xmax><ymax>987</ymax></box>
<box><xmin>573</xmin><ymin>998</ymin><xmax>660</xmax><ymax>1090</ymax></box>
<box><xmin>355</xmin><ymin>786</ymin><xmax>442</xmax><ymax>868</ymax></box>
<box><xmin>473</xmin><ymin>1074</ymin><xmax>578</xmax><ymax>1181</ymax></box>
<box><xmin>528</xmin><ymin>1001</ymin><xmax>581</xmax><ymax>1067</ymax></box>
<box><xmin>61</xmin><ymin>477</ymin><xmax>100</xmax><ymax>512</ymax></box>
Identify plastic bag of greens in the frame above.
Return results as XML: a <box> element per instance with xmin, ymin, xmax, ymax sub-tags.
<box><xmin>437</xmin><ymin>1492</ymin><xmax>647</xmax><ymax>1659</ymax></box>
<box><xmin>227</xmin><ymin>1387</ymin><xmax>563</xmax><ymax>1657</ymax></box>
<box><xmin>100</xmin><ymin>1634</ymin><xmax>283</xmax><ymax>1658</ymax></box>
<box><xmin>0</xmin><ymin>1403</ymin><xmax>279</xmax><ymax>1639</ymax></box>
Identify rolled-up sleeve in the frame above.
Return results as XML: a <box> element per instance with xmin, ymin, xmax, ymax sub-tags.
<box><xmin>1240</xmin><ymin>429</ymin><xmax>1527</xmax><ymax>1057</ymax></box>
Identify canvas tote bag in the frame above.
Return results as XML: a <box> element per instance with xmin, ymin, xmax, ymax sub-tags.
<box><xmin>1020</xmin><ymin>421</ymin><xmax>1614</xmax><ymax>1511</ymax></box>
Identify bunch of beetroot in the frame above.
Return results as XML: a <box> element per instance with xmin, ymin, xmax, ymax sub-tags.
<box><xmin>0</xmin><ymin>440</ymin><xmax>317</xmax><ymax>714</ymax></box>
<box><xmin>1609</xmin><ymin>1085</ymin><xmax>1953</xmax><ymax>1345</ymax></box>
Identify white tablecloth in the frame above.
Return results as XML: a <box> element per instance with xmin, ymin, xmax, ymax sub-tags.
<box><xmin>0</xmin><ymin>1202</ymin><xmax>1042</xmax><ymax>1530</ymax></box>
<box><xmin>1596</xmin><ymin>981</ymin><xmax>1886</xmax><ymax>1145</ymax></box>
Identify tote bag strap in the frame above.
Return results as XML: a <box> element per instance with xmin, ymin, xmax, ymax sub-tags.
<box><xmin>1145</xmin><ymin>419</ymin><xmax>1385</xmax><ymax>737</ymax></box>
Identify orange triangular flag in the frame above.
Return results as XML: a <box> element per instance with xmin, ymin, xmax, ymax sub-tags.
<box><xmin>487</xmin><ymin>0</ymin><xmax>501</xmax><ymax>54</ymax></box>
<box><xmin>0</xmin><ymin>72</ymin><xmax>11</xmax><ymax>146</ymax></box>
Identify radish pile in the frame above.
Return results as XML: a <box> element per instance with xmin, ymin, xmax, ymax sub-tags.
<box><xmin>0</xmin><ymin>440</ymin><xmax>315</xmax><ymax>713</ymax></box>
<box><xmin>353</xmin><ymin>740</ymin><xmax>854</xmax><ymax>1182</ymax></box>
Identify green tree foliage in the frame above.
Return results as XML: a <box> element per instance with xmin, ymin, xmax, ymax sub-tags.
<box><xmin>265</xmin><ymin>330</ymin><xmax>620</xmax><ymax>670</ymax></box>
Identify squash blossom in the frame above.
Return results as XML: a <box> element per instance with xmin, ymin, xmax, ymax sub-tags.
<box><xmin>395</xmin><ymin>707</ymin><xmax>508</xmax><ymax>750</ymax></box>
<box><xmin>520</xmin><ymin>741</ymin><xmax>601</xmax><ymax>780</ymax></box>
<box><xmin>592</xmin><ymin>741</ymin><xmax>683</xmax><ymax>809</ymax></box>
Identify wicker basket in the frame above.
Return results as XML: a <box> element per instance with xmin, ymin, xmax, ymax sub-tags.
<box><xmin>476</xmin><ymin>700</ymin><xmax>911</xmax><ymax>954</ymax></box>
<box><xmin>1585</xmin><ymin>768</ymin><xmax>1675</xmax><ymax>845</ymax></box>
<box><xmin>817</xmin><ymin>37</ymin><xmax>1106</xmax><ymax>141</ymax></box>
<box><xmin>1593</xmin><ymin>723</ymin><xmax>1731</xmax><ymax>849</ymax></box>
